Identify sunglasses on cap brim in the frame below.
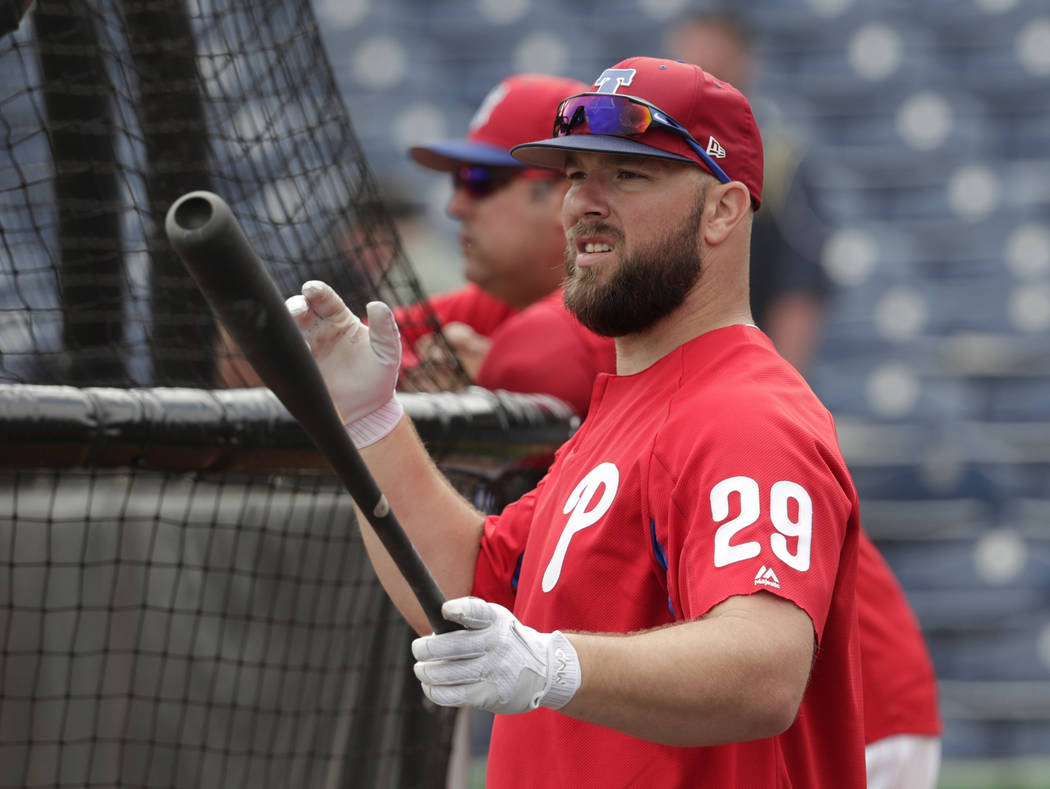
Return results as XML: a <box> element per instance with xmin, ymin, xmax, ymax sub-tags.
<box><xmin>452</xmin><ymin>165</ymin><xmax>562</xmax><ymax>200</ymax></box>
<box><xmin>552</xmin><ymin>93</ymin><xmax>731</xmax><ymax>185</ymax></box>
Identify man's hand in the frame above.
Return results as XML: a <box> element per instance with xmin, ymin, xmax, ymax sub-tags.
<box><xmin>416</xmin><ymin>321</ymin><xmax>491</xmax><ymax>379</ymax></box>
<box><xmin>286</xmin><ymin>280</ymin><xmax>402</xmax><ymax>447</ymax></box>
<box><xmin>412</xmin><ymin>597</ymin><xmax>581</xmax><ymax>715</ymax></box>
<box><xmin>410</xmin><ymin>322</ymin><xmax>492</xmax><ymax>392</ymax></box>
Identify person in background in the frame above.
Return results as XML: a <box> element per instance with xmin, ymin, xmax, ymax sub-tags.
<box><xmin>668</xmin><ymin>9</ymin><xmax>942</xmax><ymax>787</ymax></box>
<box><xmin>397</xmin><ymin>73</ymin><xmax>615</xmax><ymax>416</ymax></box>
<box><xmin>666</xmin><ymin>7</ymin><xmax>832</xmax><ymax>374</ymax></box>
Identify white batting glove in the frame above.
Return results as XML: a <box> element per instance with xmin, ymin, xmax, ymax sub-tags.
<box><xmin>286</xmin><ymin>280</ymin><xmax>403</xmax><ymax>448</ymax></box>
<box><xmin>412</xmin><ymin>597</ymin><xmax>581</xmax><ymax>715</ymax></box>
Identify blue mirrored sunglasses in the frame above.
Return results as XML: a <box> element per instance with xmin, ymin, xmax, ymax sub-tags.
<box><xmin>553</xmin><ymin>93</ymin><xmax>731</xmax><ymax>184</ymax></box>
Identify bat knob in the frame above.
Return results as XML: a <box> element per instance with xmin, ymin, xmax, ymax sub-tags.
<box><xmin>170</xmin><ymin>192</ymin><xmax>215</xmax><ymax>232</ymax></box>
<box><xmin>166</xmin><ymin>190</ymin><xmax>237</xmax><ymax>249</ymax></box>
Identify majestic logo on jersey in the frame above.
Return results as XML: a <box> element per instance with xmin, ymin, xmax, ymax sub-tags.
<box><xmin>542</xmin><ymin>462</ymin><xmax>619</xmax><ymax>592</ymax></box>
<box><xmin>754</xmin><ymin>565</ymin><xmax>781</xmax><ymax>589</ymax></box>
<box><xmin>592</xmin><ymin>69</ymin><xmax>636</xmax><ymax>94</ymax></box>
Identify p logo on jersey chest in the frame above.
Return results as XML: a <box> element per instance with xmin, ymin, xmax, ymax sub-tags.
<box><xmin>542</xmin><ymin>462</ymin><xmax>620</xmax><ymax>593</ymax></box>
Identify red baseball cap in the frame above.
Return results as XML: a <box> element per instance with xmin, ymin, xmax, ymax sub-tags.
<box><xmin>409</xmin><ymin>74</ymin><xmax>589</xmax><ymax>172</ymax></box>
<box><xmin>511</xmin><ymin>57</ymin><xmax>763</xmax><ymax>208</ymax></box>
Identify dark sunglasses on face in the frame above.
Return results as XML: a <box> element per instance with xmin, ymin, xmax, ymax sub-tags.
<box><xmin>452</xmin><ymin>166</ymin><xmax>518</xmax><ymax>199</ymax></box>
<box><xmin>552</xmin><ymin>92</ymin><xmax>731</xmax><ymax>184</ymax></box>
<box><xmin>452</xmin><ymin>165</ymin><xmax>563</xmax><ymax>199</ymax></box>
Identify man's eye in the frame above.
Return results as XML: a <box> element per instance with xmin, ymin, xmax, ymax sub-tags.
<box><xmin>618</xmin><ymin>170</ymin><xmax>644</xmax><ymax>180</ymax></box>
<box><xmin>566</xmin><ymin>170</ymin><xmax>585</xmax><ymax>181</ymax></box>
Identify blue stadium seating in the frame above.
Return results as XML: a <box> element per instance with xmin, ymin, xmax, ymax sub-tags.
<box><xmin>943</xmin><ymin>719</ymin><xmax>1050</xmax><ymax>760</ymax></box>
<box><xmin>930</xmin><ymin>625</ymin><xmax>1050</xmax><ymax>682</ymax></box>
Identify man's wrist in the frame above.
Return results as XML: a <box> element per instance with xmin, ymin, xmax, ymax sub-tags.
<box><xmin>541</xmin><ymin>631</ymin><xmax>581</xmax><ymax>710</ymax></box>
<box><xmin>344</xmin><ymin>396</ymin><xmax>403</xmax><ymax>448</ymax></box>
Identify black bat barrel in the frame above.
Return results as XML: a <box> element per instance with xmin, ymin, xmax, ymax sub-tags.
<box><xmin>165</xmin><ymin>191</ymin><xmax>454</xmax><ymax>634</ymax></box>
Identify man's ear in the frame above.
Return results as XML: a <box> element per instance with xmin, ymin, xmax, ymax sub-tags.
<box><xmin>702</xmin><ymin>182</ymin><xmax>752</xmax><ymax>246</ymax></box>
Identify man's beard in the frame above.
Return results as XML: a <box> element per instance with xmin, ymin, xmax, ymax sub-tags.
<box><xmin>563</xmin><ymin>201</ymin><xmax>704</xmax><ymax>337</ymax></box>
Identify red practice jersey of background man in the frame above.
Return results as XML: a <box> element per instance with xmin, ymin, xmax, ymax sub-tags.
<box><xmin>396</xmin><ymin>284</ymin><xmax>616</xmax><ymax>416</ymax></box>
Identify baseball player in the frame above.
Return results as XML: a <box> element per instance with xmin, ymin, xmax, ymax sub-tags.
<box><xmin>408</xmin><ymin>63</ymin><xmax>937</xmax><ymax>787</ymax></box>
<box><xmin>396</xmin><ymin>73</ymin><xmax>614</xmax><ymax>416</ymax></box>
<box><xmin>289</xmin><ymin>57</ymin><xmax>868</xmax><ymax>785</ymax></box>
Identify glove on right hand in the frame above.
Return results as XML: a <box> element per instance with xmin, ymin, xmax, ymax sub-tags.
<box><xmin>286</xmin><ymin>280</ymin><xmax>403</xmax><ymax>448</ymax></box>
<box><xmin>412</xmin><ymin>596</ymin><xmax>581</xmax><ymax>715</ymax></box>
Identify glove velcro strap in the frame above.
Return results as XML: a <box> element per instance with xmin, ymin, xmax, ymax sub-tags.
<box><xmin>344</xmin><ymin>396</ymin><xmax>404</xmax><ymax>448</ymax></box>
<box><xmin>541</xmin><ymin>631</ymin><xmax>581</xmax><ymax>711</ymax></box>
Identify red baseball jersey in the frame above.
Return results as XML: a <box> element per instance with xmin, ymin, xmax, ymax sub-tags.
<box><xmin>473</xmin><ymin>326</ymin><xmax>866</xmax><ymax>788</ymax></box>
<box><xmin>475</xmin><ymin>289</ymin><xmax>616</xmax><ymax>416</ymax></box>
<box><xmin>398</xmin><ymin>285</ymin><xmax>616</xmax><ymax>416</ymax></box>
<box><xmin>857</xmin><ymin>531</ymin><xmax>942</xmax><ymax>742</ymax></box>
<box><xmin>395</xmin><ymin>283</ymin><xmax>518</xmax><ymax>360</ymax></box>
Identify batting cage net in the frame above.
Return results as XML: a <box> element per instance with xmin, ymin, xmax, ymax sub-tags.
<box><xmin>0</xmin><ymin>1</ymin><xmax>578</xmax><ymax>787</ymax></box>
<box><xmin>1</xmin><ymin>0</ymin><xmax>465</xmax><ymax>392</ymax></box>
<box><xmin>0</xmin><ymin>386</ymin><xmax>575</xmax><ymax>788</ymax></box>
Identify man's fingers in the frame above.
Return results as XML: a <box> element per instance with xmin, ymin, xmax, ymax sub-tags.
<box><xmin>419</xmin><ymin>681</ymin><xmax>496</xmax><ymax>710</ymax></box>
<box><xmin>366</xmin><ymin>301</ymin><xmax>401</xmax><ymax>365</ymax></box>
<box><xmin>420</xmin><ymin>683</ymin><xmax>468</xmax><ymax>709</ymax></box>
<box><xmin>285</xmin><ymin>294</ymin><xmax>307</xmax><ymax>316</ymax></box>
<box><xmin>290</xmin><ymin>281</ymin><xmax>365</xmax><ymax>357</ymax></box>
<box><xmin>442</xmin><ymin>322</ymin><xmax>489</xmax><ymax>355</ymax></box>
<box><xmin>301</xmin><ymin>280</ymin><xmax>348</xmax><ymax>319</ymax></box>
<box><xmin>412</xmin><ymin>630</ymin><xmax>485</xmax><ymax>662</ymax></box>
<box><xmin>286</xmin><ymin>293</ymin><xmax>331</xmax><ymax>342</ymax></box>
<box><xmin>415</xmin><ymin>666</ymin><xmax>502</xmax><ymax>711</ymax></box>
<box><xmin>441</xmin><ymin>596</ymin><xmax>499</xmax><ymax>630</ymax></box>
<box><xmin>413</xmin><ymin>656</ymin><xmax>483</xmax><ymax>686</ymax></box>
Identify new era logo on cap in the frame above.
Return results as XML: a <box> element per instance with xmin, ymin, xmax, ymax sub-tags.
<box><xmin>706</xmin><ymin>136</ymin><xmax>726</xmax><ymax>158</ymax></box>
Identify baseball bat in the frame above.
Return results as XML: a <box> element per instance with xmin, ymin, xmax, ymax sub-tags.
<box><xmin>164</xmin><ymin>190</ymin><xmax>456</xmax><ymax>634</ymax></box>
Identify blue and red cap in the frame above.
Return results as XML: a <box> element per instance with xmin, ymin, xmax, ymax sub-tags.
<box><xmin>511</xmin><ymin>57</ymin><xmax>764</xmax><ymax>208</ymax></box>
<box><xmin>409</xmin><ymin>74</ymin><xmax>589</xmax><ymax>172</ymax></box>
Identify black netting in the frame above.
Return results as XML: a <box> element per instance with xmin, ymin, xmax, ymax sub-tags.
<box><xmin>0</xmin><ymin>0</ymin><xmax>466</xmax><ymax>391</ymax></box>
<box><xmin>0</xmin><ymin>386</ymin><xmax>577</xmax><ymax>788</ymax></box>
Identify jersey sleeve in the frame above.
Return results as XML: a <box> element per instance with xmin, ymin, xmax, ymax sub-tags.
<box><xmin>649</xmin><ymin>396</ymin><xmax>856</xmax><ymax>642</ymax></box>
<box><xmin>471</xmin><ymin>484</ymin><xmax>540</xmax><ymax>609</ymax></box>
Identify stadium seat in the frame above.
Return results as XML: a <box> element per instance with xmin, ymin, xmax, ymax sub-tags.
<box><xmin>928</xmin><ymin>625</ymin><xmax>1050</xmax><ymax>682</ymax></box>
<box><xmin>908</xmin><ymin>586</ymin><xmax>1044</xmax><ymax>632</ymax></box>
<box><xmin>976</xmin><ymin>377</ymin><xmax>1050</xmax><ymax>421</ymax></box>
